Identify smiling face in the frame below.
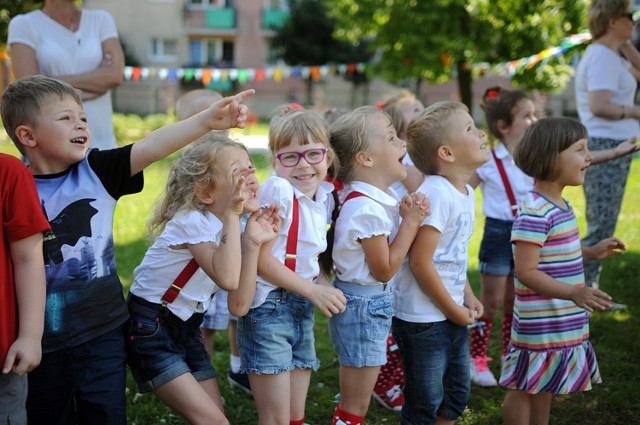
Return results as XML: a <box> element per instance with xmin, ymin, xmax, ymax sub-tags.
<box><xmin>206</xmin><ymin>146</ymin><xmax>260</xmax><ymax>215</ymax></box>
<box><xmin>272</xmin><ymin>134</ymin><xmax>330</xmax><ymax>198</ymax></box>
<box><xmin>29</xmin><ymin>94</ymin><xmax>90</xmax><ymax>174</ymax></box>
<box><xmin>556</xmin><ymin>138</ymin><xmax>592</xmax><ymax>186</ymax></box>
<box><xmin>504</xmin><ymin>98</ymin><xmax>537</xmax><ymax>148</ymax></box>
<box><xmin>448</xmin><ymin>109</ymin><xmax>490</xmax><ymax>169</ymax></box>
<box><xmin>365</xmin><ymin>114</ymin><xmax>408</xmax><ymax>188</ymax></box>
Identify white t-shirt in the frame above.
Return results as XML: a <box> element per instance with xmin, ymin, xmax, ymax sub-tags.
<box><xmin>575</xmin><ymin>43</ymin><xmax>639</xmax><ymax>139</ymax></box>
<box><xmin>130</xmin><ymin>210</ymin><xmax>223</xmax><ymax>321</ymax></box>
<box><xmin>252</xmin><ymin>176</ymin><xmax>334</xmax><ymax>308</ymax></box>
<box><xmin>393</xmin><ymin>175</ymin><xmax>475</xmax><ymax>323</ymax></box>
<box><xmin>476</xmin><ymin>142</ymin><xmax>534</xmax><ymax>221</ymax></box>
<box><xmin>8</xmin><ymin>9</ymin><xmax>119</xmax><ymax>150</ymax></box>
<box><xmin>333</xmin><ymin>181</ymin><xmax>400</xmax><ymax>285</ymax></box>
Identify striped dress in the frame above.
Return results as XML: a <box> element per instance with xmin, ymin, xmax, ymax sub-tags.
<box><xmin>499</xmin><ymin>192</ymin><xmax>601</xmax><ymax>394</ymax></box>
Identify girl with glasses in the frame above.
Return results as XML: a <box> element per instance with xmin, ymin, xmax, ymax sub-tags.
<box><xmin>229</xmin><ymin>109</ymin><xmax>347</xmax><ymax>425</ymax></box>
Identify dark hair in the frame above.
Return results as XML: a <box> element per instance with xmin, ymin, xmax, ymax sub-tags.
<box><xmin>1</xmin><ymin>75</ymin><xmax>82</xmax><ymax>154</ymax></box>
<box><xmin>481</xmin><ymin>86</ymin><xmax>532</xmax><ymax>142</ymax></box>
<box><xmin>514</xmin><ymin>117</ymin><xmax>588</xmax><ymax>181</ymax></box>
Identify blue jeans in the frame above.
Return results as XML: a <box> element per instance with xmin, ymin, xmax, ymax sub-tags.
<box><xmin>238</xmin><ymin>289</ymin><xmax>319</xmax><ymax>374</ymax></box>
<box><xmin>126</xmin><ymin>295</ymin><xmax>215</xmax><ymax>393</ymax></box>
<box><xmin>392</xmin><ymin>317</ymin><xmax>470</xmax><ymax>425</ymax></box>
<box><xmin>26</xmin><ymin>326</ymin><xmax>127</xmax><ymax>425</ymax></box>
<box><xmin>478</xmin><ymin>217</ymin><xmax>514</xmax><ymax>277</ymax></box>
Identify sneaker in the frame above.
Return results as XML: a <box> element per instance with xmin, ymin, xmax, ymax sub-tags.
<box><xmin>228</xmin><ymin>371</ymin><xmax>252</xmax><ymax>396</ymax></box>
<box><xmin>470</xmin><ymin>356</ymin><xmax>498</xmax><ymax>387</ymax></box>
<box><xmin>372</xmin><ymin>384</ymin><xmax>404</xmax><ymax>412</ymax></box>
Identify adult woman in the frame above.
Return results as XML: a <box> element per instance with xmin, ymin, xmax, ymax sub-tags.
<box><xmin>575</xmin><ymin>0</ymin><xmax>640</xmax><ymax>295</ymax></box>
<box><xmin>8</xmin><ymin>0</ymin><xmax>124</xmax><ymax>150</ymax></box>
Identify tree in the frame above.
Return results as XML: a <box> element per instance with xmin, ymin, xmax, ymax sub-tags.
<box><xmin>0</xmin><ymin>0</ymin><xmax>39</xmax><ymax>48</ymax></box>
<box><xmin>329</xmin><ymin>0</ymin><xmax>587</xmax><ymax>113</ymax></box>
<box><xmin>270</xmin><ymin>0</ymin><xmax>371</xmax><ymax>106</ymax></box>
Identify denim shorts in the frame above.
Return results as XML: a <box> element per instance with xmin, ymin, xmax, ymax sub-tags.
<box><xmin>237</xmin><ymin>289</ymin><xmax>320</xmax><ymax>375</ymax></box>
<box><xmin>392</xmin><ymin>317</ymin><xmax>470</xmax><ymax>424</ymax></box>
<box><xmin>329</xmin><ymin>280</ymin><xmax>393</xmax><ymax>367</ymax></box>
<box><xmin>126</xmin><ymin>295</ymin><xmax>216</xmax><ymax>393</ymax></box>
<box><xmin>478</xmin><ymin>217</ymin><xmax>514</xmax><ymax>276</ymax></box>
<box><xmin>201</xmin><ymin>289</ymin><xmax>231</xmax><ymax>330</ymax></box>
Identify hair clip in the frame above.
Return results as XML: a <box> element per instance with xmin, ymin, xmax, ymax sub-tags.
<box><xmin>375</xmin><ymin>102</ymin><xmax>384</xmax><ymax>110</ymax></box>
<box><xmin>289</xmin><ymin>102</ymin><xmax>304</xmax><ymax>110</ymax></box>
<box><xmin>485</xmin><ymin>89</ymin><xmax>500</xmax><ymax>101</ymax></box>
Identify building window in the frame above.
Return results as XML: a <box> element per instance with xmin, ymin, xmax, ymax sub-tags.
<box><xmin>189</xmin><ymin>39</ymin><xmax>234</xmax><ymax>66</ymax></box>
<box><xmin>150</xmin><ymin>38</ymin><xmax>177</xmax><ymax>62</ymax></box>
<box><xmin>187</xmin><ymin>0</ymin><xmax>228</xmax><ymax>7</ymax></box>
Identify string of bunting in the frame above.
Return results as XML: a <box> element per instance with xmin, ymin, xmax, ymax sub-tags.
<box><xmin>0</xmin><ymin>29</ymin><xmax>605</xmax><ymax>84</ymax></box>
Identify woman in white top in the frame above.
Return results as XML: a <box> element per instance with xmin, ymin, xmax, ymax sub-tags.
<box><xmin>8</xmin><ymin>0</ymin><xmax>124</xmax><ymax>150</ymax></box>
<box><xmin>575</xmin><ymin>0</ymin><xmax>640</xmax><ymax>290</ymax></box>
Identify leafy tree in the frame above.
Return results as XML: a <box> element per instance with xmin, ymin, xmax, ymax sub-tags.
<box><xmin>0</xmin><ymin>0</ymin><xmax>39</xmax><ymax>47</ymax></box>
<box><xmin>329</xmin><ymin>0</ymin><xmax>587</xmax><ymax>112</ymax></box>
<box><xmin>270</xmin><ymin>0</ymin><xmax>371</xmax><ymax>106</ymax></box>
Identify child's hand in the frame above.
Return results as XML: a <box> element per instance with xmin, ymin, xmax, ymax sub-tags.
<box><xmin>3</xmin><ymin>337</ymin><xmax>41</xmax><ymax>376</ymax></box>
<box><xmin>228</xmin><ymin>166</ymin><xmax>257</xmax><ymax>215</ymax></box>
<box><xmin>587</xmin><ymin>237</ymin><xmax>626</xmax><ymax>261</ymax></box>
<box><xmin>399</xmin><ymin>191</ymin><xmax>430</xmax><ymax>224</ymax></box>
<box><xmin>447</xmin><ymin>305</ymin><xmax>476</xmax><ymax>326</ymax></box>
<box><xmin>307</xmin><ymin>284</ymin><xmax>347</xmax><ymax>318</ymax></box>
<box><xmin>244</xmin><ymin>206</ymin><xmax>281</xmax><ymax>247</ymax></box>
<box><xmin>570</xmin><ymin>286</ymin><xmax>613</xmax><ymax>312</ymax></box>
<box><xmin>207</xmin><ymin>89</ymin><xmax>256</xmax><ymax>130</ymax></box>
<box><xmin>613</xmin><ymin>136</ymin><xmax>640</xmax><ymax>159</ymax></box>
<box><xmin>464</xmin><ymin>296</ymin><xmax>484</xmax><ymax>320</ymax></box>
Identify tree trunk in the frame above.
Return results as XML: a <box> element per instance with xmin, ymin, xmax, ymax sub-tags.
<box><xmin>456</xmin><ymin>60</ymin><xmax>473</xmax><ymax>115</ymax></box>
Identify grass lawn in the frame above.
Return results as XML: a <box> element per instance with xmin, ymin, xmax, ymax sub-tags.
<box><xmin>2</xmin><ymin>132</ymin><xmax>639</xmax><ymax>424</ymax></box>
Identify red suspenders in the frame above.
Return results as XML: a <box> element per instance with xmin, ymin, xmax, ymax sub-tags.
<box><xmin>491</xmin><ymin>149</ymin><xmax>518</xmax><ymax>217</ymax></box>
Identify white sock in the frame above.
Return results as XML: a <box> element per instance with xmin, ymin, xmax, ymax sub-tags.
<box><xmin>230</xmin><ymin>354</ymin><xmax>241</xmax><ymax>373</ymax></box>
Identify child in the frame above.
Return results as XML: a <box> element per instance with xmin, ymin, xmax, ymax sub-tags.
<box><xmin>466</xmin><ymin>86</ymin><xmax>537</xmax><ymax>387</ymax></box>
<box><xmin>383</xmin><ymin>90</ymin><xmax>425</xmax><ymax>198</ymax></box>
<box><xmin>468</xmin><ymin>87</ymin><xmax>640</xmax><ymax>387</ymax></box>
<box><xmin>392</xmin><ymin>101</ymin><xmax>485</xmax><ymax>425</ymax></box>
<box><xmin>0</xmin><ymin>154</ymin><xmax>50</xmax><ymax>424</ymax></box>
<box><xmin>501</xmin><ymin>117</ymin><xmax>622</xmax><ymax>425</ymax></box>
<box><xmin>175</xmin><ymin>88</ymin><xmax>252</xmax><ymax>394</ymax></box>
<box><xmin>126</xmin><ymin>135</ymin><xmax>279</xmax><ymax>424</ymax></box>
<box><xmin>0</xmin><ymin>74</ymin><xmax>254</xmax><ymax>424</ymax></box>
<box><xmin>327</xmin><ymin>106</ymin><xmax>429</xmax><ymax>425</ymax></box>
<box><xmin>229</xmin><ymin>109</ymin><xmax>347</xmax><ymax>425</ymax></box>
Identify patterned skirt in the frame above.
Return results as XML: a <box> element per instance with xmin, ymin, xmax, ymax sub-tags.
<box><xmin>499</xmin><ymin>339</ymin><xmax>601</xmax><ymax>394</ymax></box>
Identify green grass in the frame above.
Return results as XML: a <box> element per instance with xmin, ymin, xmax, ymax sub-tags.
<box><xmin>2</xmin><ymin>124</ymin><xmax>639</xmax><ymax>424</ymax></box>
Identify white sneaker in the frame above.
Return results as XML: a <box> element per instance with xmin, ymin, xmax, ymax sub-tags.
<box><xmin>470</xmin><ymin>356</ymin><xmax>498</xmax><ymax>387</ymax></box>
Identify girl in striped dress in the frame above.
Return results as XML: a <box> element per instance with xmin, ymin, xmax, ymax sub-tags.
<box><xmin>500</xmin><ymin>117</ymin><xmax>626</xmax><ymax>425</ymax></box>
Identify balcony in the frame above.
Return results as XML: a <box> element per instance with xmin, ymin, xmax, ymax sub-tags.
<box><xmin>207</xmin><ymin>8</ymin><xmax>235</xmax><ymax>29</ymax></box>
<box><xmin>262</xmin><ymin>9</ymin><xmax>289</xmax><ymax>30</ymax></box>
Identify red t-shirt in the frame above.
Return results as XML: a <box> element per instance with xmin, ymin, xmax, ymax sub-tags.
<box><xmin>0</xmin><ymin>154</ymin><xmax>50</xmax><ymax>364</ymax></box>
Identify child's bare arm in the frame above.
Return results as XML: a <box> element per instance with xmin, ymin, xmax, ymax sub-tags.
<box><xmin>408</xmin><ymin>226</ymin><xmax>474</xmax><ymax>326</ymax></box>
<box><xmin>130</xmin><ymin>89</ymin><xmax>255</xmax><ymax>175</ymax></box>
<box><xmin>582</xmin><ymin>237</ymin><xmax>625</xmax><ymax>262</ymax></box>
<box><xmin>4</xmin><ymin>233</ymin><xmax>46</xmax><ymax>376</ymax></box>
<box><xmin>362</xmin><ymin>192</ymin><xmax>429</xmax><ymax>282</ymax></box>
<box><xmin>514</xmin><ymin>241</ymin><xmax>613</xmax><ymax>312</ymax></box>
<box><xmin>590</xmin><ymin>137</ymin><xmax>640</xmax><ymax>165</ymax></box>
<box><xmin>228</xmin><ymin>206</ymin><xmax>280</xmax><ymax>317</ymax></box>
<box><xmin>257</xmin><ymin>251</ymin><xmax>346</xmax><ymax>318</ymax></box>
<box><xmin>463</xmin><ymin>279</ymin><xmax>484</xmax><ymax>319</ymax></box>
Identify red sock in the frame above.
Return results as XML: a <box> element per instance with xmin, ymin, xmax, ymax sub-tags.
<box><xmin>470</xmin><ymin>317</ymin><xmax>493</xmax><ymax>358</ymax></box>
<box><xmin>386</xmin><ymin>335</ymin><xmax>405</xmax><ymax>388</ymax></box>
<box><xmin>332</xmin><ymin>406</ymin><xmax>365</xmax><ymax>425</ymax></box>
<box><xmin>290</xmin><ymin>417</ymin><xmax>305</xmax><ymax>425</ymax></box>
<box><xmin>502</xmin><ymin>312</ymin><xmax>513</xmax><ymax>355</ymax></box>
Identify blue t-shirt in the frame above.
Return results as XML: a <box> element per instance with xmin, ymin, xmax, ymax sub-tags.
<box><xmin>35</xmin><ymin>146</ymin><xmax>143</xmax><ymax>352</ymax></box>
